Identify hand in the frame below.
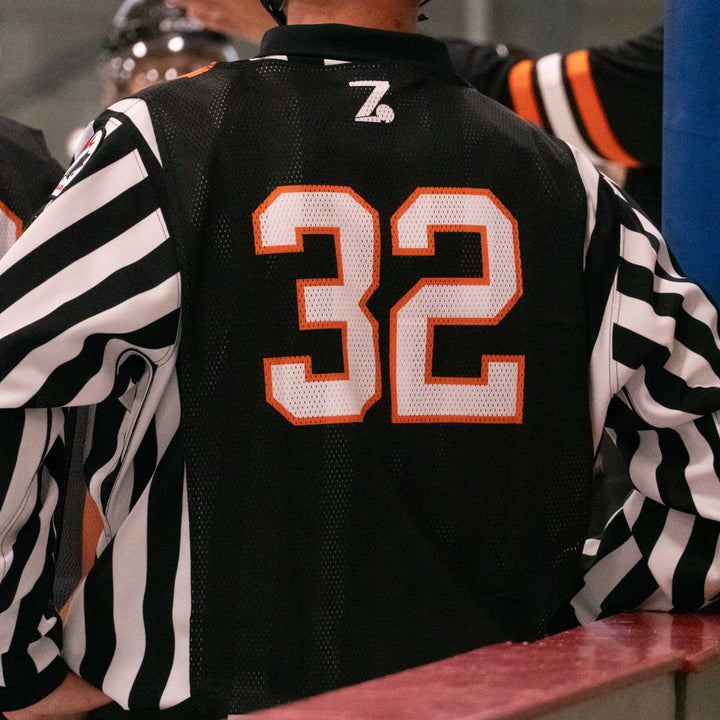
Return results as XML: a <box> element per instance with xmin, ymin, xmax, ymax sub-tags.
<box><xmin>3</xmin><ymin>673</ymin><xmax>111</xmax><ymax>720</ymax></box>
<box><xmin>165</xmin><ymin>0</ymin><xmax>274</xmax><ymax>42</ymax></box>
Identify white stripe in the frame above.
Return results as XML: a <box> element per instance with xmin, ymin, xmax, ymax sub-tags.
<box><xmin>618</xmin><ymin>233</ymin><xmax>720</xmax><ymax>365</ymax></box>
<box><xmin>637</xmin><ymin>587</ymin><xmax>673</xmax><ymax>611</ymax></box>
<box><xmin>27</xmin><ymin>621</ymin><xmax>60</xmax><ymax>674</ymax></box>
<box><xmin>62</xmin><ymin>577</ymin><xmax>87</xmax><ymax>675</ymax></box>
<box><xmin>624</xmin><ymin>366</ymin><xmax>701</xmax><ymax>427</ymax></box>
<box><xmin>69</xmin><ymin>122</ymin><xmax>96</xmax><ymax>162</ymax></box>
<box><xmin>102</xmin><ymin>484</ymin><xmax>152</xmax><ymax>709</ymax></box>
<box><xmin>104</xmin><ymin>360</ymin><xmax>180</xmax><ymax>533</ymax></box>
<box><xmin>107</xmin><ymin>99</ymin><xmax>138</xmax><ymax>117</ymax></box>
<box><xmin>73</xmin><ymin>334</ymin><xmax>174</xmax><ymax>410</ymax></box>
<box><xmin>0</xmin><ymin>151</ymin><xmax>149</xmax><ymax>274</ymax></box>
<box><xmin>250</xmin><ymin>55</ymin><xmax>288</xmax><ymax>61</ymax></box>
<box><xmin>617</xmin><ymin>293</ymin><xmax>683</xmax><ymax>356</ymax></box>
<box><xmin>82</xmin><ymin>403</ymin><xmax>117</xmax><ymax>549</ymax></box>
<box><xmin>620</xmin><ymin>226</ymin><xmax>663</xmax><ymax>272</ymax></box>
<box><xmin>567</xmin><ymin>144</ymin><xmax>599</xmax><ymax>268</ymax></box>
<box><xmin>0</xmin><ymin>216</ymin><xmax>15</xmax><ymax>260</ymax></box>
<box><xmin>627</xmin><ymin>431</ymin><xmax>662</xmax><ymax>504</ymax></box>
<box><xmin>704</xmin><ymin>530</ymin><xmax>720</xmax><ymax>603</ymax></box>
<box><xmin>105</xmin><ymin>458</ymin><xmax>136</xmax><ymax>539</ymax></box>
<box><xmin>624</xmin><ymin>489</ymin><xmax>646</xmax><ymax>529</ymax></box>
<box><xmin>608</xmin><ymin>184</ymin><xmax>692</xmax><ymax>286</ymax></box>
<box><xmin>0</xmin><ymin>467</ymin><xmax>59</xmax><ymax>654</ymax></box>
<box><xmin>672</xmin><ymin>283</ymin><xmax>720</xmax><ymax>338</ymax></box>
<box><xmin>571</xmin><ymin>534</ymin><xmax>644</xmax><ymax>624</ymax></box>
<box><xmin>664</xmin><ymin>340</ymin><xmax>720</xmax><ymax>391</ymax></box>
<box><xmin>0</xmin><ymin>211</ymin><xmax>169</xmax><ymax>342</ymax></box>
<box><xmin>583</xmin><ymin>537</ymin><xmax>600</xmax><ymax>556</ymax></box>
<box><xmin>0</xmin><ymin>411</ymin><xmax>48</xmax><ymax>553</ymax></box>
<box><xmin>535</xmin><ymin>53</ymin><xmax>605</xmax><ymax>165</ymax></box>
<box><xmin>104</xmin><ymin>117</ymin><xmax>124</xmax><ymax>138</ymax></box>
<box><xmin>620</xmin><ymin>227</ymin><xmax>711</xmax><ymax>312</ymax></box>
<box><xmin>0</xmin><ymin>276</ymin><xmax>179</xmax><ymax>407</ymax></box>
<box><xmin>324</xmin><ymin>59</ymin><xmax>350</xmax><ymax>65</ymax></box>
<box><xmin>112</xmin><ymin>99</ymin><xmax>163</xmax><ymax>167</ymax></box>
<box><xmin>588</xmin><ymin>271</ymin><xmax>619</xmax><ymax>450</ymax></box>
<box><xmin>159</xmin><ymin>470</ymin><xmax>191</xmax><ymax>709</ymax></box>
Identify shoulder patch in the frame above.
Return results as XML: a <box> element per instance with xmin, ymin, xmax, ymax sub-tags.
<box><xmin>52</xmin><ymin>128</ymin><xmax>105</xmax><ymax>198</ymax></box>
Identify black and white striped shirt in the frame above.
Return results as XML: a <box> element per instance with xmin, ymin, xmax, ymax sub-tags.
<box><xmin>0</xmin><ymin>26</ymin><xmax>719</xmax><ymax>715</ymax></box>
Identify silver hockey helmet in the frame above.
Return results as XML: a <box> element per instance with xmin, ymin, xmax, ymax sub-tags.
<box><xmin>100</xmin><ymin>0</ymin><xmax>238</xmax><ymax>102</ymax></box>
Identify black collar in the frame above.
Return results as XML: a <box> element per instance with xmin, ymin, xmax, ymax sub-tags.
<box><xmin>259</xmin><ymin>24</ymin><xmax>456</xmax><ymax>75</ymax></box>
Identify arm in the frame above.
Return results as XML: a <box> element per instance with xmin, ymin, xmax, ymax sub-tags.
<box><xmin>453</xmin><ymin>27</ymin><xmax>663</xmax><ymax>168</ymax></box>
<box><xmin>0</xmin><ymin>100</ymin><xmax>180</xmax><ymax>714</ymax></box>
<box><xmin>445</xmin><ymin>39</ymin><xmax>536</xmax><ymax>110</ymax></box>
<box><xmin>568</xmin><ymin>147</ymin><xmax>720</xmax><ymax>623</ymax></box>
<box><xmin>3</xmin><ymin>673</ymin><xmax>110</xmax><ymax>720</ymax></box>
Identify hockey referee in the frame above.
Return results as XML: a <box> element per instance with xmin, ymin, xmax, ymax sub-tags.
<box><xmin>2</xmin><ymin>1</ymin><xmax>720</xmax><ymax>718</ymax></box>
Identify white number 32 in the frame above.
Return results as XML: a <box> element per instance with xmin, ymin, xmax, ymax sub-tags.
<box><xmin>253</xmin><ymin>186</ymin><xmax>523</xmax><ymax>426</ymax></box>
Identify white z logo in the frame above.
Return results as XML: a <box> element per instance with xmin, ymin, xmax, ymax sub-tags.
<box><xmin>349</xmin><ymin>80</ymin><xmax>395</xmax><ymax>123</ymax></box>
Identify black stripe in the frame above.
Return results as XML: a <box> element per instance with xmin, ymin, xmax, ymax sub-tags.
<box><xmin>672</xmin><ymin>517</ymin><xmax>720</xmax><ymax>610</ymax></box>
<box><xmin>614</xmin><ymin>184</ymin><xmax>648</xmax><ymax>231</ymax></box>
<box><xmin>4</xmin><ymin>449</ymin><xmax>62</xmax><ymax>685</ymax></box>
<box><xmin>560</xmin><ymin>54</ymin><xmax>602</xmax><ymax>157</ymax></box>
<box><xmin>598</xmin><ymin>560</ymin><xmax>658</xmax><ymax>617</ymax></box>
<box><xmin>613</xmin><ymin>427</ymin><xmax>643</xmax><ymax>477</ymax></box>
<box><xmin>0</xmin><ymin>413</ymin><xmax>48</xmax><ymax>615</ymax></box>
<box><xmin>628</xmin><ymin>496</ymin><xmax>667</xmax><ymax>557</ymax></box>
<box><xmin>584</xmin><ymin>180</ymin><xmax>620</xmax><ymax>346</ymax></box>
<box><xmin>83</xmin><ymin>402</ymin><xmax>127</xmax><ymax>505</ymax></box>
<box><xmin>592</xmin><ymin>510</ymin><xmax>632</xmax><ymax>563</ymax></box>
<box><xmin>0</xmin><ymin>174</ymin><xmax>159</xmax><ymax>316</ymax></box>
<box><xmin>32</xmin><ymin>310</ymin><xmax>179</xmax><ymax>408</ymax></box>
<box><xmin>606</xmin><ymin>394</ymin><xmax>654</xmax><ymax>432</ymax></box>
<box><xmin>0</xmin><ymin>409</ymin><xmax>28</xmax><ymax>503</ymax></box>
<box><xmin>131</xmin><ymin>417</ymin><xmax>159</xmax><ymax>509</ymax></box>
<box><xmin>0</xmin><ymin>657</ymin><xmax>68</xmax><ymax>712</ymax></box>
<box><xmin>612</xmin><ymin>325</ymin><xmax>720</xmax><ymax>416</ymax></box>
<box><xmin>0</xmin><ymin>501</ymin><xmax>41</xmax><ymax>616</ymax></box>
<box><xmin>695</xmin><ymin>415</ymin><xmax>720</xmax><ymax>480</ymax></box>
<box><xmin>128</xmin><ymin>428</ymin><xmax>185</xmax><ymax>708</ymax></box>
<box><xmin>0</xmin><ymin>242</ymin><xmax>177</xmax><ymax>393</ymax></box>
<box><xmin>615</xmin><ymin>201</ymin><xmax>717</xmax><ymax>293</ymax></box>
<box><xmin>617</xmin><ymin>259</ymin><xmax>720</xmax><ymax>373</ymax></box>
<box><xmin>530</xmin><ymin>62</ymin><xmax>552</xmax><ymax>131</ymax></box>
<box><xmin>286</xmin><ymin>54</ymin><xmax>325</xmax><ymax>65</ymax></box>
<box><xmin>656</xmin><ymin>429</ymin><xmax>696</xmax><ymax>514</ymax></box>
<box><xmin>612</xmin><ymin>322</ymin><xmax>667</xmax><ymax>371</ymax></box>
<box><xmin>645</xmin><ymin>365</ymin><xmax>720</xmax><ymax>420</ymax></box>
<box><xmin>79</xmin><ymin>540</ymin><xmax>117</xmax><ymax>686</ymax></box>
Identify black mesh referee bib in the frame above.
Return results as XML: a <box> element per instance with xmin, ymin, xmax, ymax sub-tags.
<box><xmin>144</xmin><ymin>26</ymin><xmax>594</xmax><ymax>717</ymax></box>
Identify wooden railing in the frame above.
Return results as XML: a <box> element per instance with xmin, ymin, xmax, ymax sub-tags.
<box><xmin>239</xmin><ymin>612</ymin><xmax>720</xmax><ymax>720</ymax></box>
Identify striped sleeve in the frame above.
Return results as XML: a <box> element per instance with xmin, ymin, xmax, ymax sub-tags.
<box><xmin>507</xmin><ymin>27</ymin><xmax>663</xmax><ymax>167</ymax></box>
<box><xmin>567</xmin><ymin>146</ymin><xmax>720</xmax><ymax>624</ymax></box>
<box><xmin>0</xmin><ymin>99</ymin><xmax>180</xmax><ymax>711</ymax></box>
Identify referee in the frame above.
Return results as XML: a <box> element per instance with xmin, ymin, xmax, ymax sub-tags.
<box><xmin>2</xmin><ymin>1</ymin><xmax>720</xmax><ymax>718</ymax></box>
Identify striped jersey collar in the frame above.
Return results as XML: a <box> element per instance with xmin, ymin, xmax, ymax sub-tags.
<box><xmin>258</xmin><ymin>24</ymin><xmax>455</xmax><ymax>74</ymax></box>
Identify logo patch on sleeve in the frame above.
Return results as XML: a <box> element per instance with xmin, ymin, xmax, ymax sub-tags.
<box><xmin>52</xmin><ymin>129</ymin><xmax>105</xmax><ymax>198</ymax></box>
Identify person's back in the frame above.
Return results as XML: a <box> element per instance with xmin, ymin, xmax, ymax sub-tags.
<box><xmin>147</xmin><ymin>20</ymin><xmax>593</xmax><ymax>708</ymax></box>
<box><xmin>5</xmin><ymin>2</ymin><xmax>720</xmax><ymax>720</ymax></box>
